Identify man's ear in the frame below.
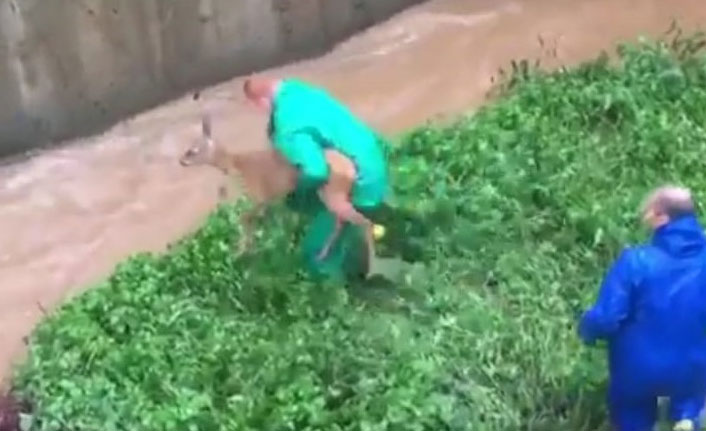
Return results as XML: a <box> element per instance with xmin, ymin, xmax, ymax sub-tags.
<box><xmin>656</xmin><ymin>214</ymin><xmax>670</xmax><ymax>228</ymax></box>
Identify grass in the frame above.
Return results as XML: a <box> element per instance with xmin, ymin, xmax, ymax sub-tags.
<box><xmin>10</xmin><ymin>28</ymin><xmax>706</xmax><ymax>431</ymax></box>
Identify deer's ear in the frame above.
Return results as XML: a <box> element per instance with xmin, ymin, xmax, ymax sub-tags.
<box><xmin>202</xmin><ymin>114</ymin><xmax>212</xmax><ymax>138</ymax></box>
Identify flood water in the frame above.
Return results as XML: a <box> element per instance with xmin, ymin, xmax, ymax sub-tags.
<box><xmin>1</xmin><ymin>0</ymin><xmax>705</xmax><ymax>382</ymax></box>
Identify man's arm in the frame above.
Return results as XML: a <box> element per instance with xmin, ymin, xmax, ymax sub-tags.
<box><xmin>579</xmin><ymin>248</ymin><xmax>636</xmax><ymax>345</ymax></box>
<box><xmin>274</xmin><ymin>130</ymin><xmax>329</xmax><ymax>192</ymax></box>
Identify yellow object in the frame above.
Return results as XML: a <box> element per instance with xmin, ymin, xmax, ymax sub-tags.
<box><xmin>674</xmin><ymin>419</ymin><xmax>694</xmax><ymax>431</ymax></box>
<box><xmin>373</xmin><ymin>224</ymin><xmax>386</xmax><ymax>240</ymax></box>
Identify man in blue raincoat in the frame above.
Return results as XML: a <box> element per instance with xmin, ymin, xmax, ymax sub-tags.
<box><xmin>242</xmin><ymin>76</ymin><xmax>390</xmax><ymax>280</ymax></box>
<box><xmin>579</xmin><ymin>185</ymin><xmax>706</xmax><ymax>431</ymax></box>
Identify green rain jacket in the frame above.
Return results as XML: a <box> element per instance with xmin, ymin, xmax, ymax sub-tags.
<box><xmin>267</xmin><ymin>79</ymin><xmax>390</xmax><ymax>280</ymax></box>
<box><xmin>269</xmin><ymin>79</ymin><xmax>389</xmax><ymax>209</ymax></box>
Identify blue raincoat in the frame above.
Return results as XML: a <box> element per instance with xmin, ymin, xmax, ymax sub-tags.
<box><xmin>579</xmin><ymin>213</ymin><xmax>706</xmax><ymax>431</ymax></box>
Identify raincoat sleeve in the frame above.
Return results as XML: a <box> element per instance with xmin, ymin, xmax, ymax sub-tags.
<box><xmin>579</xmin><ymin>248</ymin><xmax>636</xmax><ymax>345</ymax></box>
<box><xmin>274</xmin><ymin>131</ymin><xmax>330</xmax><ymax>192</ymax></box>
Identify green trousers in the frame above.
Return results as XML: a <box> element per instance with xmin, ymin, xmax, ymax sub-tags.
<box><xmin>287</xmin><ymin>185</ymin><xmax>427</xmax><ymax>281</ymax></box>
<box><xmin>286</xmin><ymin>189</ymin><xmax>383</xmax><ymax>281</ymax></box>
<box><xmin>300</xmin><ymin>209</ymin><xmax>369</xmax><ymax>281</ymax></box>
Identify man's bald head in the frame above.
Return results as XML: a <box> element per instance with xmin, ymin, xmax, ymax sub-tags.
<box><xmin>642</xmin><ymin>185</ymin><xmax>695</xmax><ymax>229</ymax></box>
<box><xmin>243</xmin><ymin>76</ymin><xmax>278</xmax><ymax>102</ymax></box>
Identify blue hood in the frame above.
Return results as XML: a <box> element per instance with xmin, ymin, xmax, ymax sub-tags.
<box><xmin>651</xmin><ymin>213</ymin><xmax>706</xmax><ymax>258</ymax></box>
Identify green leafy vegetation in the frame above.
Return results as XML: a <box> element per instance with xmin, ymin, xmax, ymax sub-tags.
<box><xmin>12</xmin><ymin>30</ymin><xmax>706</xmax><ymax>431</ymax></box>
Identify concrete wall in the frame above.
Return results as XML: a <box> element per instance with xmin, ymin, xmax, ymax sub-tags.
<box><xmin>0</xmin><ymin>0</ymin><xmax>423</xmax><ymax>157</ymax></box>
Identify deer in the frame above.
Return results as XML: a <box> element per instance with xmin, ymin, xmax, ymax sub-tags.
<box><xmin>179</xmin><ymin>113</ymin><xmax>381</xmax><ymax>270</ymax></box>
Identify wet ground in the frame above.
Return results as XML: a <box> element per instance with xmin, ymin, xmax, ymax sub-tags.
<box><xmin>2</xmin><ymin>0</ymin><xmax>705</xmax><ymax>382</ymax></box>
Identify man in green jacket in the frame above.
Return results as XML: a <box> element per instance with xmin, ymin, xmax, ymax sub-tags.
<box><xmin>243</xmin><ymin>76</ymin><xmax>390</xmax><ymax>280</ymax></box>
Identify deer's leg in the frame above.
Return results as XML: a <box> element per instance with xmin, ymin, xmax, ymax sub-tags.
<box><xmin>316</xmin><ymin>217</ymin><xmax>344</xmax><ymax>262</ymax></box>
<box><xmin>325</xmin><ymin>195</ymin><xmax>374</xmax><ymax>227</ymax></box>
<box><xmin>235</xmin><ymin>203</ymin><xmax>264</xmax><ymax>255</ymax></box>
<box><xmin>316</xmin><ymin>185</ymin><xmax>345</xmax><ymax>262</ymax></box>
<box><xmin>320</xmin><ymin>193</ymin><xmax>376</xmax><ymax>270</ymax></box>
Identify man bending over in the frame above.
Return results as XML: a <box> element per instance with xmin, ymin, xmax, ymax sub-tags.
<box><xmin>243</xmin><ymin>76</ymin><xmax>389</xmax><ymax>279</ymax></box>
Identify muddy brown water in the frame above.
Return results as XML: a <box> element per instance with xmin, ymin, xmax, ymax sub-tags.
<box><xmin>1</xmin><ymin>0</ymin><xmax>705</xmax><ymax>385</ymax></box>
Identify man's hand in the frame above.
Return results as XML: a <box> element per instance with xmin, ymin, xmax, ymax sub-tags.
<box><xmin>577</xmin><ymin>248</ymin><xmax>636</xmax><ymax>344</ymax></box>
<box><xmin>578</xmin><ymin>310</ymin><xmax>600</xmax><ymax>346</ymax></box>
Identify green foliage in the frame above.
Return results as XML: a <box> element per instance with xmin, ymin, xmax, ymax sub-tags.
<box><xmin>13</xmin><ymin>32</ymin><xmax>706</xmax><ymax>430</ymax></box>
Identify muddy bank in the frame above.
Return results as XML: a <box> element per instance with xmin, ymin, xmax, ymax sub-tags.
<box><xmin>0</xmin><ymin>0</ymin><xmax>423</xmax><ymax>157</ymax></box>
<box><xmin>2</xmin><ymin>0</ymin><xmax>706</xmax><ymax>384</ymax></box>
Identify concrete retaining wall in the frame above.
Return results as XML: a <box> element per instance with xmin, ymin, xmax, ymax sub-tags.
<box><xmin>0</xmin><ymin>0</ymin><xmax>423</xmax><ymax>157</ymax></box>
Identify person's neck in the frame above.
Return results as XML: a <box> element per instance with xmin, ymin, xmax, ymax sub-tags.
<box><xmin>653</xmin><ymin>211</ymin><xmax>698</xmax><ymax>232</ymax></box>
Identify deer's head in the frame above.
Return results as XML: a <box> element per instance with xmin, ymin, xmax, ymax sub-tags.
<box><xmin>180</xmin><ymin>114</ymin><xmax>216</xmax><ymax>167</ymax></box>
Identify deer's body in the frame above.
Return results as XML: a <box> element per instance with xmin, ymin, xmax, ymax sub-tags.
<box><xmin>180</xmin><ymin>114</ymin><xmax>377</xmax><ymax>268</ymax></box>
<box><xmin>204</xmin><ymin>144</ymin><xmax>298</xmax><ymax>204</ymax></box>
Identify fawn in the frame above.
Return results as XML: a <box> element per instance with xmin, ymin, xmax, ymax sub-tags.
<box><xmin>179</xmin><ymin>114</ymin><xmax>379</xmax><ymax>269</ymax></box>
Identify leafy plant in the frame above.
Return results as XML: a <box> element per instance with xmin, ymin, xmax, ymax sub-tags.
<box><xmin>11</xmin><ymin>30</ymin><xmax>706</xmax><ymax>431</ymax></box>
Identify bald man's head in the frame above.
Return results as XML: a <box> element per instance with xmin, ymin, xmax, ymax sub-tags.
<box><xmin>642</xmin><ymin>185</ymin><xmax>695</xmax><ymax>229</ymax></box>
<box><xmin>243</xmin><ymin>76</ymin><xmax>279</xmax><ymax>112</ymax></box>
